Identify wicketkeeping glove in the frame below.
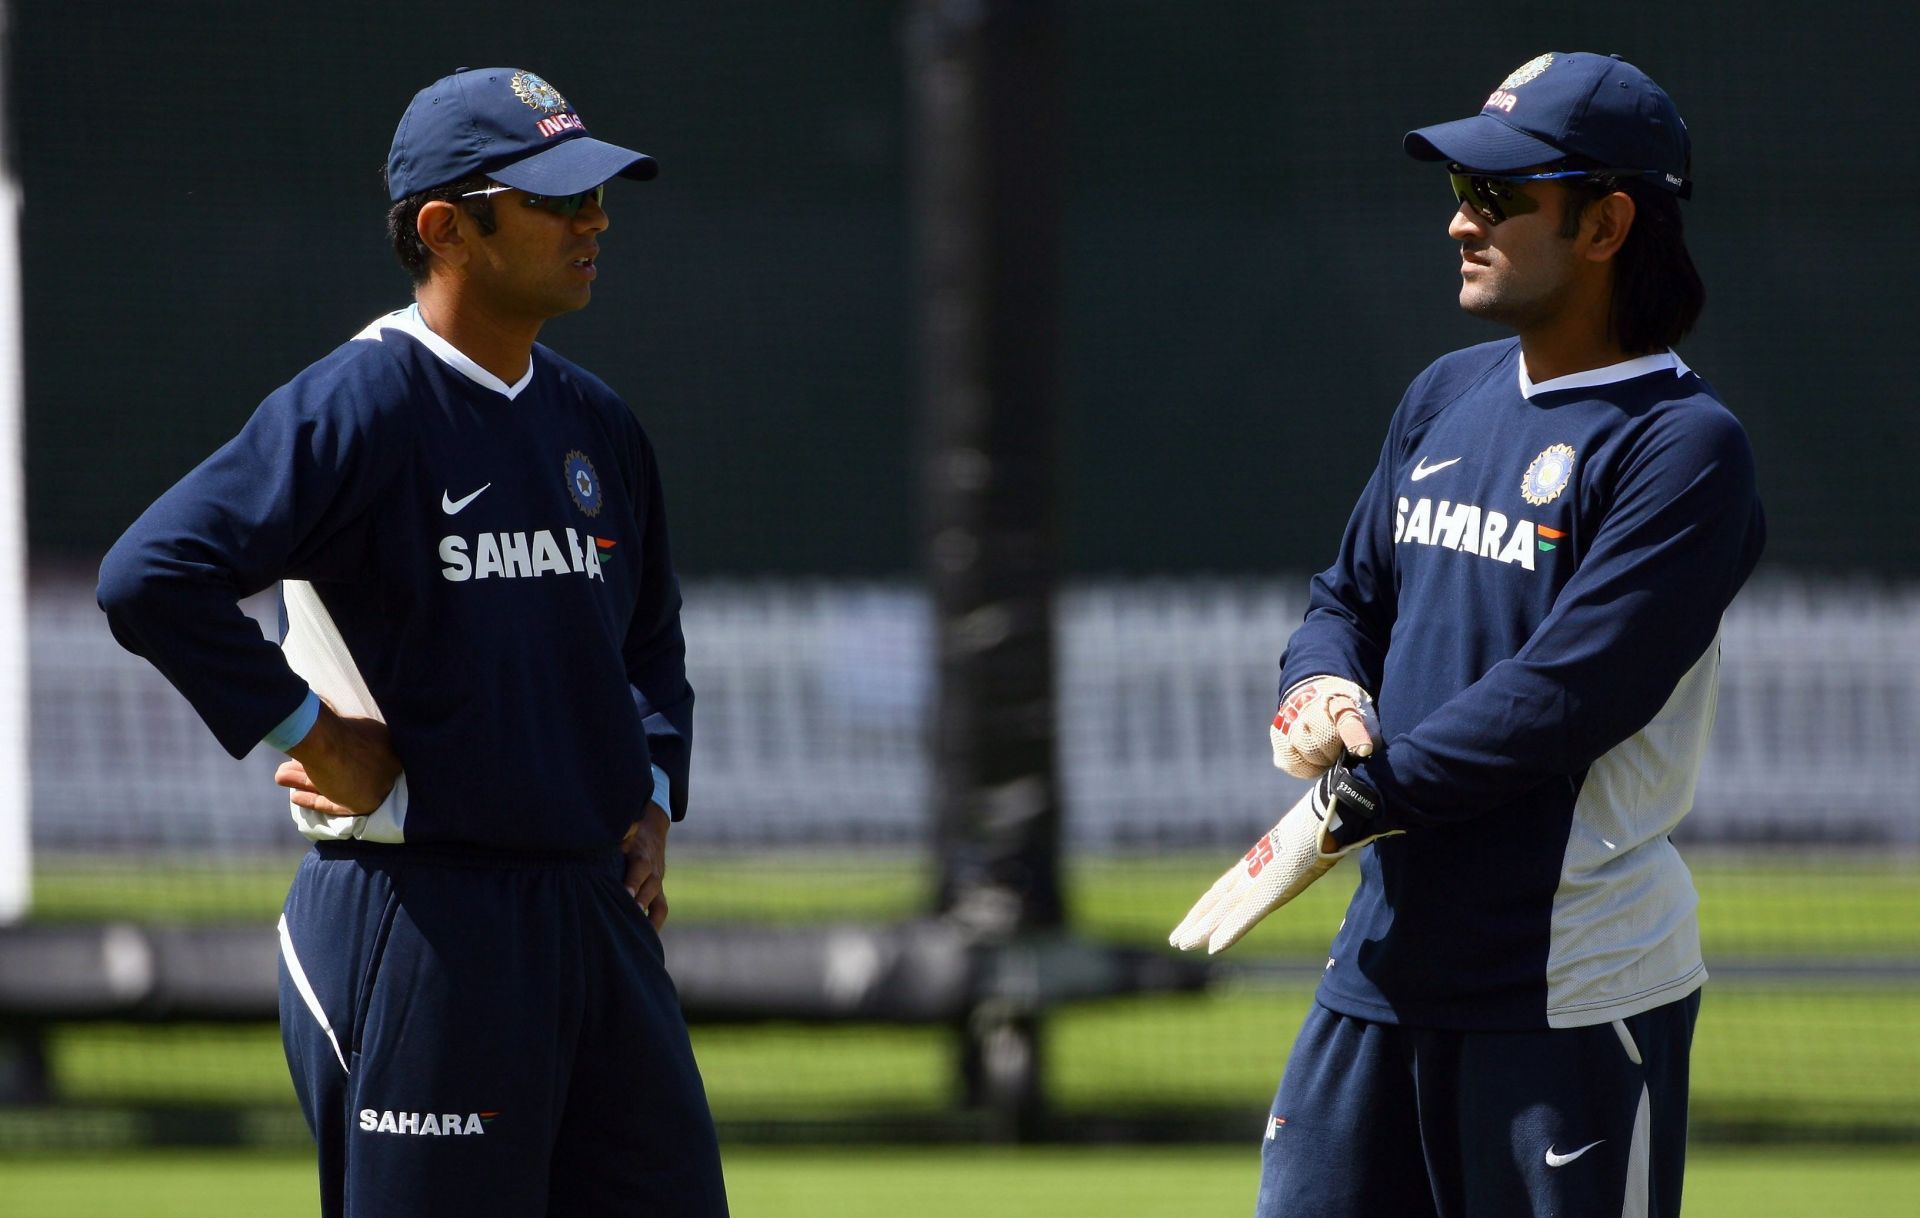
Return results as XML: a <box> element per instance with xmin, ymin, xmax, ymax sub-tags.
<box><xmin>1270</xmin><ymin>675</ymin><xmax>1378</xmax><ymax>778</ymax></box>
<box><xmin>1170</xmin><ymin>754</ymin><xmax>1400</xmax><ymax>955</ymax></box>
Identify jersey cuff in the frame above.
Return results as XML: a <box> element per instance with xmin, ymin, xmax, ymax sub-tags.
<box><xmin>649</xmin><ymin>764</ymin><xmax>671</xmax><ymax>815</ymax></box>
<box><xmin>263</xmin><ymin>690</ymin><xmax>321</xmax><ymax>752</ymax></box>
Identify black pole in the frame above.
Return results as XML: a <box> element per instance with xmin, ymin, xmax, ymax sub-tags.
<box><xmin>905</xmin><ymin>0</ymin><xmax>1064</xmax><ymax>1137</ymax></box>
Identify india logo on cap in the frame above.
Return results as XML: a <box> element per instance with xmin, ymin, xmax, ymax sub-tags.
<box><xmin>1500</xmin><ymin>54</ymin><xmax>1555</xmax><ymax>90</ymax></box>
<box><xmin>510</xmin><ymin>71</ymin><xmax>569</xmax><ymax>115</ymax></box>
<box><xmin>1486</xmin><ymin>53</ymin><xmax>1553</xmax><ymax>113</ymax></box>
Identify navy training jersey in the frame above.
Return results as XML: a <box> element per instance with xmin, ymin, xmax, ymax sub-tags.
<box><xmin>1278</xmin><ymin>339</ymin><xmax>1764</xmax><ymax>1030</ymax></box>
<box><xmin>99</xmin><ymin>306</ymin><xmax>692</xmax><ymax>852</ymax></box>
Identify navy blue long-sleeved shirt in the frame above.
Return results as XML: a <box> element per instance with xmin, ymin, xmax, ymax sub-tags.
<box><xmin>1279</xmin><ymin>339</ymin><xmax>1764</xmax><ymax>1029</ymax></box>
<box><xmin>98</xmin><ymin>307</ymin><xmax>692</xmax><ymax>851</ymax></box>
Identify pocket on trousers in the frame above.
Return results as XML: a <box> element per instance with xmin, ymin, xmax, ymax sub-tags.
<box><xmin>348</xmin><ymin>889</ymin><xmax>403</xmax><ymax>1058</ymax></box>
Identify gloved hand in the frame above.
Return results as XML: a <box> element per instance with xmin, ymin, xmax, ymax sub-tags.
<box><xmin>1170</xmin><ymin>754</ymin><xmax>1400</xmax><ymax>955</ymax></box>
<box><xmin>1270</xmin><ymin>676</ymin><xmax>1378</xmax><ymax>778</ymax></box>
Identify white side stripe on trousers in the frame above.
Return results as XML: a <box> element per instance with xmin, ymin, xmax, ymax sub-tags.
<box><xmin>278</xmin><ymin>914</ymin><xmax>349</xmax><ymax>1075</ymax></box>
<box><xmin>1620</xmin><ymin>1083</ymin><xmax>1652</xmax><ymax>1218</ymax></box>
<box><xmin>1613</xmin><ymin>1018</ymin><xmax>1650</xmax><ymax>1218</ymax></box>
<box><xmin>1612</xmin><ymin>1018</ymin><xmax>1644</xmax><ymax>1065</ymax></box>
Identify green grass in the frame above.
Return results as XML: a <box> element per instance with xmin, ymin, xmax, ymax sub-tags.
<box><xmin>1067</xmin><ymin>854</ymin><xmax>1920</xmax><ymax>960</ymax></box>
<box><xmin>1692</xmin><ymin>988</ymin><xmax>1920</xmax><ymax>1131</ymax></box>
<box><xmin>21</xmin><ymin>851</ymin><xmax>1920</xmax><ymax>1140</ymax></box>
<box><xmin>696</xmin><ymin>1023</ymin><xmax>955</xmax><ymax>1115</ymax></box>
<box><xmin>34</xmin><ymin>982</ymin><xmax>1919</xmax><ymax>1138</ymax></box>
<box><xmin>26</xmin><ymin>851</ymin><xmax>932</xmax><ymax>926</ymax></box>
<box><xmin>29</xmin><ymin>856</ymin><xmax>309</xmax><ymax>923</ymax></box>
<box><xmin>36</xmin><ymin>850</ymin><xmax>1918</xmax><ymax>959</ymax></box>
<box><xmin>0</xmin><ymin>1146</ymin><xmax>1914</xmax><ymax>1218</ymax></box>
<box><xmin>49</xmin><ymin>1026</ymin><xmax>296</xmax><ymax>1106</ymax></box>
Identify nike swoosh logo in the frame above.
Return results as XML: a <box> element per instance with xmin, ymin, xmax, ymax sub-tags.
<box><xmin>441</xmin><ymin>483</ymin><xmax>492</xmax><ymax>515</ymax></box>
<box><xmin>1545</xmin><ymin>1139</ymin><xmax>1605</xmax><ymax>1167</ymax></box>
<box><xmin>1410</xmin><ymin>456</ymin><xmax>1462</xmax><ymax>482</ymax></box>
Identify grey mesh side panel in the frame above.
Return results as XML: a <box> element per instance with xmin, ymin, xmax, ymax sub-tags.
<box><xmin>1546</xmin><ymin>639</ymin><xmax>1720</xmax><ymax>1027</ymax></box>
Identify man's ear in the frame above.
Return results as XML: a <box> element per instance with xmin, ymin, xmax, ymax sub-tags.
<box><xmin>1580</xmin><ymin>191</ymin><xmax>1636</xmax><ymax>264</ymax></box>
<box><xmin>416</xmin><ymin>200</ymin><xmax>469</xmax><ymax>270</ymax></box>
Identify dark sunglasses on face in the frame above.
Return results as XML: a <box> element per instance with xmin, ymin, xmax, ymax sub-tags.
<box><xmin>460</xmin><ymin>183</ymin><xmax>606</xmax><ymax>218</ymax></box>
<box><xmin>1446</xmin><ymin>167</ymin><xmax>1600</xmax><ymax>226</ymax></box>
<box><xmin>1447</xmin><ymin>164</ymin><xmax>1675</xmax><ymax>225</ymax></box>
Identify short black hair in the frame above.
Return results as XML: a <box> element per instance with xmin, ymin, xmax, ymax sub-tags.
<box><xmin>1557</xmin><ymin>165</ymin><xmax>1704</xmax><ymax>354</ymax></box>
<box><xmin>384</xmin><ymin>169</ymin><xmax>500</xmax><ymax>284</ymax></box>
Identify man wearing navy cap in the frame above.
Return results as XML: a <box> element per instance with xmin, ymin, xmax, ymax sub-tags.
<box><xmin>99</xmin><ymin>68</ymin><xmax>727</xmax><ymax>1215</ymax></box>
<box><xmin>1171</xmin><ymin>53</ymin><xmax>1763</xmax><ymax>1217</ymax></box>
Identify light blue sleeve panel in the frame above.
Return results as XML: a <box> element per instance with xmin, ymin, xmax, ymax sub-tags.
<box><xmin>263</xmin><ymin>689</ymin><xmax>321</xmax><ymax>752</ymax></box>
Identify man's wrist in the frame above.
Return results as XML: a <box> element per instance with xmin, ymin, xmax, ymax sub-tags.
<box><xmin>1313</xmin><ymin>753</ymin><xmax>1390</xmax><ymax>853</ymax></box>
<box><xmin>264</xmin><ymin>690</ymin><xmax>321</xmax><ymax>753</ymax></box>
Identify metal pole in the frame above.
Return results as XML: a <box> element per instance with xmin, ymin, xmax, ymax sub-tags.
<box><xmin>905</xmin><ymin>0</ymin><xmax>1064</xmax><ymax>1138</ymax></box>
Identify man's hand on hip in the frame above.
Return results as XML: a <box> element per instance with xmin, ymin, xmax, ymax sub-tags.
<box><xmin>622</xmin><ymin>802</ymin><xmax>671</xmax><ymax>931</ymax></box>
<box><xmin>276</xmin><ymin>702</ymin><xmax>401</xmax><ymax>816</ymax></box>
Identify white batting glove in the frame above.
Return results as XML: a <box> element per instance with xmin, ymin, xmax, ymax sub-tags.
<box><xmin>1170</xmin><ymin>755</ymin><xmax>1400</xmax><ymax>955</ymax></box>
<box><xmin>1270</xmin><ymin>675</ymin><xmax>1379</xmax><ymax>778</ymax></box>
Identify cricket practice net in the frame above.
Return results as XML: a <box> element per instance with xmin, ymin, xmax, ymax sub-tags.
<box><xmin>7</xmin><ymin>569</ymin><xmax>1917</xmax><ymax>1147</ymax></box>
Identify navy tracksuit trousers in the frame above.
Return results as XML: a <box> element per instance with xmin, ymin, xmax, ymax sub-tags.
<box><xmin>277</xmin><ymin>842</ymin><xmax>728</xmax><ymax>1217</ymax></box>
<box><xmin>1257</xmin><ymin>993</ymin><xmax>1699</xmax><ymax>1218</ymax></box>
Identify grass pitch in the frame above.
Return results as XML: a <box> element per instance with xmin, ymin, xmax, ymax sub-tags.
<box><xmin>31</xmin><ymin>850</ymin><xmax>1920</xmax><ymax>961</ymax></box>
<box><xmin>19</xmin><ymin>850</ymin><xmax>1920</xmax><ymax>1143</ymax></box>
<box><xmin>1</xmin><ymin>1146</ymin><xmax>1916</xmax><ymax>1218</ymax></box>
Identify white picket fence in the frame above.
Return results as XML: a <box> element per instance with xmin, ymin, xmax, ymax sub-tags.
<box><xmin>27</xmin><ymin>570</ymin><xmax>1920</xmax><ymax>852</ymax></box>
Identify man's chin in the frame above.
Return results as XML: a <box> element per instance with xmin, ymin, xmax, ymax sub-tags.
<box><xmin>1458</xmin><ymin>289</ymin><xmax>1519</xmax><ymax>326</ymax></box>
<box><xmin>542</xmin><ymin>290</ymin><xmax>593</xmax><ymax>319</ymax></box>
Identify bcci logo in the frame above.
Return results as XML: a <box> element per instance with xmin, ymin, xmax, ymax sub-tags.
<box><xmin>1500</xmin><ymin>54</ymin><xmax>1554</xmax><ymax>90</ymax></box>
<box><xmin>564</xmin><ymin>450</ymin><xmax>603</xmax><ymax>518</ymax></box>
<box><xmin>1486</xmin><ymin>53</ymin><xmax>1552</xmax><ymax>112</ymax></box>
<box><xmin>1520</xmin><ymin>443</ymin><xmax>1576</xmax><ymax>506</ymax></box>
<box><xmin>510</xmin><ymin>71</ymin><xmax>569</xmax><ymax>115</ymax></box>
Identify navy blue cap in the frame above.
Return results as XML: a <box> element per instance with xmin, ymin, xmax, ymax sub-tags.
<box><xmin>387</xmin><ymin>67</ymin><xmax>657</xmax><ymax>201</ymax></box>
<box><xmin>1404</xmin><ymin>53</ymin><xmax>1691</xmax><ymax>198</ymax></box>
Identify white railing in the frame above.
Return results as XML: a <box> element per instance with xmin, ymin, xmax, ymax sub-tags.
<box><xmin>28</xmin><ymin>571</ymin><xmax>1920</xmax><ymax>851</ymax></box>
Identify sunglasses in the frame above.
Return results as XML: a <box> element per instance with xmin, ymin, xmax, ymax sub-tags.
<box><xmin>1447</xmin><ymin>163</ymin><xmax>1677</xmax><ymax>226</ymax></box>
<box><xmin>1446</xmin><ymin>167</ymin><xmax>1603</xmax><ymax>225</ymax></box>
<box><xmin>460</xmin><ymin>183</ymin><xmax>607</xmax><ymax>218</ymax></box>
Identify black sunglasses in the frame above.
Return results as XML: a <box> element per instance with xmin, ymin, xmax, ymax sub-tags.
<box><xmin>1447</xmin><ymin>165</ymin><xmax>1663</xmax><ymax>226</ymax></box>
<box><xmin>460</xmin><ymin>183</ymin><xmax>607</xmax><ymax>219</ymax></box>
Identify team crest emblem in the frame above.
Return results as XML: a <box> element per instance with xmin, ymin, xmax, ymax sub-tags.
<box><xmin>1521</xmin><ymin>443</ymin><xmax>1576</xmax><ymax>506</ymax></box>
<box><xmin>563</xmin><ymin>450</ymin><xmax>603</xmax><ymax>517</ymax></box>
<box><xmin>1500</xmin><ymin>54</ymin><xmax>1554</xmax><ymax>90</ymax></box>
<box><xmin>510</xmin><ymin>71</ymin><xmax>569</xmax><ymax>115</ymax></box>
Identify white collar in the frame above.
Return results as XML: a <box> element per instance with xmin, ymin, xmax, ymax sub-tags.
<box><xmin>1518</xmin><ymin>349</ymin><xmax>1690</xmax><ymax>400</ymax></box>
<box><xmin>353</xmin><ymin>304</ymin><xmax>536</xmax><ymax>400</ymax></box>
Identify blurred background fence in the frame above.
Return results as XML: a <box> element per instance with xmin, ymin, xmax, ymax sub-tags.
<box><xmin>4</xmin><ymin>0</ymin><xmax>1917</xmax><ymax>1160</ymax></box>
<box><xmin>10</xmin><ymin>569</ymin><xmax>1919</xmax><ymax>1148</ymax></box>
<box><xmin>26</xmin><ymin>570</ymin><xmax>1920</xmax><ymax>854</ymax></box>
